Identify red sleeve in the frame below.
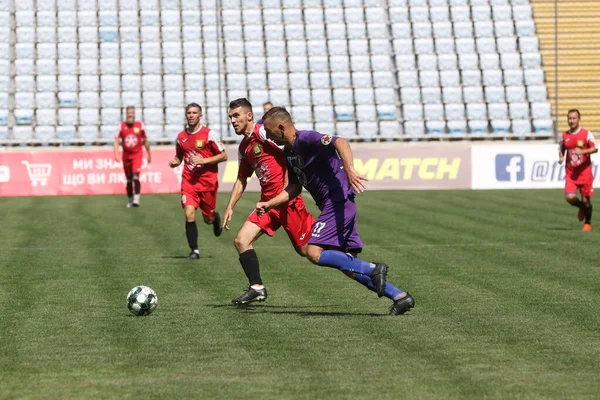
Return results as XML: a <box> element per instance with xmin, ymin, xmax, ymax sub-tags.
<box><xmin>208</xmin><ymin>140</ymin><xmax>221</xmax><ymax>155</ymax></box>
<box><xmin>238</xmin><ymin>156</ymin><xmax>254</xmax><ymax>179</ymax></box>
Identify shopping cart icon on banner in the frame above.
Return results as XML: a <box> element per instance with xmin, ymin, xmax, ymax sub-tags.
<box><xmin>21</xmin><ymin>160</ymin><xmax>52</xmax><ymax>187</ymax></box>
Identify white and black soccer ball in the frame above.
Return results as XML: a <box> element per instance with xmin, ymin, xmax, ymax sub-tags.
<box><xmin>127</xmin><ymin>286</ymin><xmax>158</xmax><ymax>316</ymax></box>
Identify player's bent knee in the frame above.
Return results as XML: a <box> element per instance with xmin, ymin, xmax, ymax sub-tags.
<box><xmin>294</xmin><ymin>246</ymin><xmax>308</xmax><ymax>257</ymax></box>
<box><xmin>306</xmin><ymin>247</ymin><xmax>322</xmax><ymax>265</ymax></box>
<box><xmin>233</xmin><ymin>235</ymin><xmax>250</xmax><ymax>253</ymax></box>
<box><xmin>342</xmin><ymin>270</ymin><xmax>355</xmax><ymax>278</ymax></box>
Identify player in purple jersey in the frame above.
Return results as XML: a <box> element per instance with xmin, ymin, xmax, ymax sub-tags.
<box><xmin>255</xmin><ymin>107</ymin><xmax>414</xmax><ymax>315</ymax></box>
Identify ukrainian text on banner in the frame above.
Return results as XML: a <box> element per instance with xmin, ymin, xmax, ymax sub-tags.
<box><xmin>471</xmin><ymin>144</ymin><xmax>600</xmax><ymax>189</ymax></box>
<box><xmin>0</xmin><ymin>143</ymin><xmax>472</xmax><ymax>197</ymax></box>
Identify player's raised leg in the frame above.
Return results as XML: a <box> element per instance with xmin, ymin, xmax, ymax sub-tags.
<box><xmin>231</xmin><ymin>221</ymin><xmax>267</xmax><ymax>304</ymax></box>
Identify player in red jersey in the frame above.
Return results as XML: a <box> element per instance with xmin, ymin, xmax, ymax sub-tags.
<box><xmin>168</xmin><ymin>103</ymin><xmax>228</xmax><ymax>259</ymax></box>
<box><xmin>113</xmin><ymin>106</ymin><xmax>151</xmax><ymax>208</ymax></box>
<box><xmin>558</xmin><ymin>109</ymin><xmax>598</xmax><ymax>231</ymax></box>
<box><xmin>222</xmin><ymin>98</ymin><xmax>315</xmax><ymax>304</ymax></box>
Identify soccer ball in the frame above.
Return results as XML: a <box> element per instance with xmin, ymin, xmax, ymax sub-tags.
<box><xmin>127</xmin><ymin>286</ymin><xmax>158</xmax><ymax>316</ymax></box>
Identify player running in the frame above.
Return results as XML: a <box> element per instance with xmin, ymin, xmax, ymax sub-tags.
<box><xmin>168</xmin><ymin>103</ymin><xmax>228</xmax><ymax>259</ymax></box>
<box><xmin>256</xmin><ymin>107</ymin><xmax>415</xmax><ymax>316</ymax></box>
<box><xmin>113</xmin><ymin>106</ymin><xmax>151</xmax><ymax>208</ymax></box>
<box><xmin>222</xmin><ymin>98</ymin><xmax>315</xmax><ymax>305</ymax></box>
<box><xmin>558</xmin><ymin>109</ymin><xmax>598</xmax><ymax>231</ymax></box>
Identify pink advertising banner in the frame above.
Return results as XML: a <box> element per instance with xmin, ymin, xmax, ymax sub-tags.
<box><xmin>0</xmin><ymin>143</ymin><xmax>471</xmax><ymax>197</ymax></box>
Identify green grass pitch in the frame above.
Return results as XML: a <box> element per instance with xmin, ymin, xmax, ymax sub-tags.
<box><xmin>1</xmin><ymin>190</ymin><xmax>599</xmax><ymax>399</ymax></box>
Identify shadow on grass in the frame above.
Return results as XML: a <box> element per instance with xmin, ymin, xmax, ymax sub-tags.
<box><xmin>206</xmin><ymin>303</ymin><xmax>383</xmax><ymax>317</ymax></box>
<box><xmin>160</xmin><ymin>255</ymin><xmax>215</xmax><ymax>259</ymax></box>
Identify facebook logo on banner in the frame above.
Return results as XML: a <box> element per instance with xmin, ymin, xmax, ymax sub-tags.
<box><xmin>495</xmin><ymin>154</ymin><xmax>525</xmax><ymax>182</ymax></box>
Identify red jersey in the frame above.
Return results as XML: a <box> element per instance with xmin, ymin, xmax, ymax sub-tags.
<box><xmin>560</xmin><ymin>128</ymin><xmax>596</xmax><ymax>181</ymax></box>
<box><xmin>176</xmin><ymin>125</ymin><xmax>225</xmax><ymax>192</ymax></box>
<box><xmin>238</xmin><ymin>123</ymin><xmax>287</xmax><ymax>201</ymax></box>
<box><xmin>116</xmin><ymin>121</ymin><xmax>146</xmax><ymax>159</ymax></box>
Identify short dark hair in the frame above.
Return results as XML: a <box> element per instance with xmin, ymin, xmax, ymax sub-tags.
<box><xmin>567</xmin><ymin>109</ymin><xmax>581</xmax><ymax>118</ymax></box>
<box><xmin>229</xmin><ymin>98</ymin><xmax>253</xmax><ymax>111</ymax></box>
<box><xmin>262</xmin><ymin>106</ymin><xmax>292</xmax><ymax>125</ymax></box>
<box><xmin>186</xmin><ymin>103</ymin><xmax>202</xmax><ymax>113</ymax></box>
<box><xmin>263</xmin><ymin>101</ymin><xmax>273</xmax><ymax>107</ymax></box>
<box><xmin>126</xmin><ymin>105</ymin><xmax>135</xmax><ymax>112</ymax></box>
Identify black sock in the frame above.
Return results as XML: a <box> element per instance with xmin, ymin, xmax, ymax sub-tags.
<box><xmin>134</xmin><ymin>179</ymin><xmax>140</xmax><ymax>195</ymax></box>
<box><xmin>571</xmin><ymin>199</ymin><xmax>584</xmax><ymax>208</ymax></box>
<box><xmin>239</xmin><ymin>249</ymin><xmax>262</xmax><ymax>286</ymax></box>
<box><xmin>126</xmin><ymin>181</ymin><xmax>133</xmax><ymax>197</ymax></box>
<box><xmin>185</xmin><ymin>221</ymin><xmax>198</xmax><ymax>250</ymax></box>
<box><xmin>585</xmin><ymin>204</ymin><xmax>593</xmax><ymax>224</ymax></box>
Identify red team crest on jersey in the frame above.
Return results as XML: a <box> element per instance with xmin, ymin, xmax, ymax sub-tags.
<box><xmin>253</xmin><ymin>144</ymin><xmax>263</xmax><ymax>156</ymax></box>
<box><xmin>134</xmin><ymin>127</ymin><xmax>140</xmax><ymax>134</ymax></box>
<box><xmin>321</xmin><ymin>135</ymin><xmax>333</xmax><ymax>146</ymax></box>
<box><xmin>195</xmin><ymin>140</ymin><xmax>204</xmax><ymax>149</ymax></box>
<box><xmin>577</xmin><ymin>140</ymin><xmax>584</xmax><ymax>147</ymax></box>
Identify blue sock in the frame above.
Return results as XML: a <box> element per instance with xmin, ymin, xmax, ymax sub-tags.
<box><xmin>318</xmin><ymin>250</ymin><xmax>375</xmax><ymax>275</ymax></box>
<box><xmin>352</xmin><ymin>274</ymin><xmax>404</xmax><ymax>300</ymax></box>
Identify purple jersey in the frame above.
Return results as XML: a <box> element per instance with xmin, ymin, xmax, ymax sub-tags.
<box><xmin>285</xmin><ymin>130</ymin><xmax>353</xmax><ymax>210</ymax></box>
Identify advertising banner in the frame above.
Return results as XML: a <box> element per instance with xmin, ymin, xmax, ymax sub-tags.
<box><xmin>471</xmin><ymin>143</ymin><xmax>600</xmax><ymax>189</ymax></box>
<box><xmin>0</xmin><ymin>143</ymin><xmax>472</xmax><ymax>197</ymax></box>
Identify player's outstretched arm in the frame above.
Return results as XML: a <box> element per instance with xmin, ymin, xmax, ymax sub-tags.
<box><xmin>223</xmin><ymin>178</ymin><xmax>248</xmax><ymax>231</ymax></box>
<box><xmin>334</xmin><ymin>137</ymin><xmax>368</xmax><ymax>193</ymax></box>
<box><xmin>256</xmin><ymin>183</ymin><xmax>302</xmax><ymax>216</ymax></box>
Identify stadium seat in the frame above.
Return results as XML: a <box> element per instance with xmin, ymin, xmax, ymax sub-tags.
<box><xmin>442</xmin><ymin>87</ymin><xmax>463</xmax><ymax>104</ymax></box>
<box><xmin>524</xmin><ymin>69</ymin><xmax>545</xmax><ymax>86</ymax></box>
<box><xmin>422</xmin><ymin>87</ymin><xmax>442</xmax><ymax>104</ymax></box>
<box><xmin>404</xmin><ymin>120</ymin><xmax>425</xmax><ymax>136</ymax></box>
<box><xmin>469</xmin><ymin>119</ymin><xmax>488</xmax><ymax>134</ymax></box>
<box><xmin>533</xmin><ymin>119</ymin><xmax>553</xmax><ymax>135</ymax></box>
<box><xmin>527</xmin><ymin>85</ymin><xmax>548</xmax><ymax>102</ymax></box>
<box><xmin>420</xmin><ymin>70</ymin><xmax>440</xmax><ymax>87</ymax></box>
<box><xmin>511</xmin><ymin>119</ymin><xmax>531</xmax><ymax>136</ymax></box>
<box><xmin>464</xmin><ymin>87</ymin><xmax>484</xmax><ymax>103</ymax></box>
<box><xmin>488</xmin><ymin>103</ymin><xmax>508</xmax><ymax>120</ymax></box>
<box><xmin>504</xmin><ymin>69</ymin><xmax>524</xmax><ymax>86</ymax></box>
<box><xmin>497</xmin><ymin>37</ymin><xmax>517</xmax><ymax>53</ymax></box>
<box><xmin>401</xmin><ymin>88</ymin><xmax>421</xmax><ymax>104</ymax></box>
<box><xmin>440</xmin><ymin>70</ymin><xmax>460</xmax><ymax>87</ymax></box>
<box><xmin>379</xmin><ymin>120</ymin><xmax>403</xmax><ymax>138</ymax></box>
<box><xmin>403</xmin><ymin>104</ymin><xmax>423</xmax><ymax>121</ymax></box>
<box><xmin>58</xmin><ymin>92</ymin><xmax>77</xmax><ymax>107</ymax></box>
<box><xmin>509</xmin><ymin>102</ymin><xmax>530</xmax><ymax>120</ymax></box>
<box><xmin>462</xmin><ymin>70</ymin><xmax>481</xmax><ymax>86</ymax></box>
<box><xmin>506</xmin><ymin>86</ymin><xmax>526</xmax><ymax>103</ymax></box>
<box><xmin>482</xmin><ymin>69</ymin><xmax>502</xmax><ymax>86</ymax></box>
<box><xmin>35</xmin><ymin>126</ymin><xmax>56</xmax><ymax>143</ymax></box>
<box><xmin>531</xmin><ymin>102</ymin><xmax>552</xmax><ymax>120</ymax></box>
<box><xmin>36</xmin><ymin>109</ymin><xmax>57</xmax><ymax>126</ymax></box>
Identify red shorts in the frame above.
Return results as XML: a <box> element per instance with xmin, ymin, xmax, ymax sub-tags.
<box><xmin>181</xmin><ymin>190</ymin><xmax>217</xmax><ymax>217</ymax></box>
<box><xmin>123</xmin><ymin>156</ymin><xmax>142</xmax><ymax>177</ymax></box>
<box><xmin>565</xmin><ymin>178</ymin><xmax>594</xmax><ymax>197</ymax></box>
<box><xmin>247</xmin><ymin>195</ymin><xmax>315</xmax><ymax>248</ymax></box>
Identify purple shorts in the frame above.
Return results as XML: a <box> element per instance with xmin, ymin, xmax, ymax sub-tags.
<box><xmin>308</xmin><ymin>196</ymin><xmax>363</xmax><ymax>253</ymax></box>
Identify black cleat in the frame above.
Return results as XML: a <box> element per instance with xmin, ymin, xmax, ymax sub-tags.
<box><xmin>389</xmin><ymin>293</ymin><xmax>415</xmax><ymax>316</ymax></box>
<box><xmin>187</xmin><ymin>250</ymin><xmax>200</xmax><ymax>259</ymax></box>
<box><xmin>232</xmin><ymin>286</ymin><xmax>268</xmax><ymax>305</ymax></box>
<box><xmin>213</xmin><ymin>212</ymin><xmax>223</xmax><ymax>237</ymax></box>
<box><xmin>371</xmin><ymin>263</ymin><xmax>388</xmax><ymax>297</ymax></box>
